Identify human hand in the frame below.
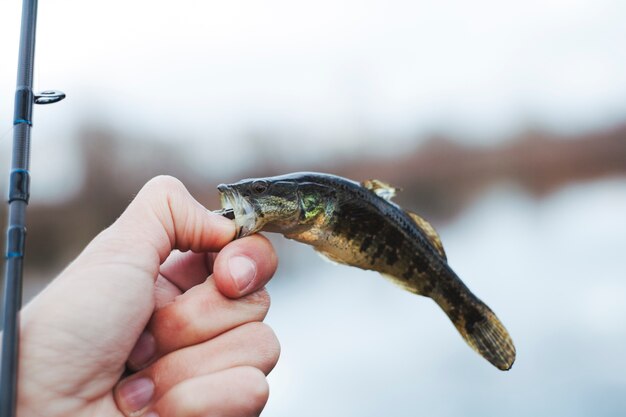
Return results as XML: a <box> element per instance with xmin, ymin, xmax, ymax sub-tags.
<box><xmin>15</xmin><ymin>176</ymin><xmax>280</xmax><ymax>417</ymax></box>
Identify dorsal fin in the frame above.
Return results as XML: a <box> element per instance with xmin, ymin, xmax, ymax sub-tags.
<box><xmin>362</xmin><ymin>179</ymin><xmax>400</xmax><ymax>201</ymax></box>
<box><xmin>405</xmin><ymin>211</ymin><xmax>447</xmax><ymax>260</ymax></box>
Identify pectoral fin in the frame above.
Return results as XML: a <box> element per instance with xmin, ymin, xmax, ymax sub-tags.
<box><xmin>362</xmin><ymin>179</ymin><xmax>400</xmax><ymax>201</ymax></box>
<box><xmin>405</xmin><ymin>211</ymin><xmax>447</xmax><ymax>260</ymax></box>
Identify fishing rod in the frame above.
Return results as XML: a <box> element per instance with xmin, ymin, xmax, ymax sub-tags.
<box><xmin>0</xmin><ymin>0</ymin><xmax>65</xmax><ymax>416</ymax></box>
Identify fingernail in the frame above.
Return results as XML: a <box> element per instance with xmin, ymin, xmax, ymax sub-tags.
<box><xmin>228</xmin><ymin>256</ymin><xmax>257</xmax><ymax>291</ymax></box>
<box><xmin>127</xmin><ymin>331</ymin><xmax>156</xmax><ymax>370</ymax></box>
<box><xmin>117</xmin><ymin>377</ymin><xmax>154</xmax><ymax>413</ymax></box>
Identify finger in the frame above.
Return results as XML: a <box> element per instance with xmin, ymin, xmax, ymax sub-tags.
<box><xmin>152</xmin><ymin>367</ymin><xmax>269</xmax><ymax>417</ymax></box>
<box><xmin>158</xmin><ymin>234</ymin><xmax>278</xmax><ymax>298</ymax></box>
<box><xmin>153</xmin><ymin>251</ymin><xmax>214</xmax><ymax>309</ymax></box>
<box><xmin>128</xmin><ymin>279</ymin><xmax>270</xmax><ymax>370</ymax></box>
<box><xmin>213</xmin><ymin>234</ymin><xmax>278</xmax><ymax>298</ymax></box>
<box><xmin>116</xmin><ymin>322</ymin><xmax>279</xmax><ymax>414</ymax></box>
<box><xmin>153</xmin><ymin>273</ymin><xmax>182</xmax><ymax>309</ymax></box>
<box><xmin>128</xmin><ymin>280</ymin><xmax>270</xmax><ymax>369</ymax></box>
<box><xmin>158</xmin><ymin>250</ymin><xmax>216</xmax><ymax>293</ymax></box>
<box><xmin>128</xmin><ymin>236</ymin><xmax>277</xmax><ymax>370</ymax></box>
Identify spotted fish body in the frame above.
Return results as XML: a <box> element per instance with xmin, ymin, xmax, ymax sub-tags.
<box><xmin>217</xmin><ymin>172</ymin><xmax>516</xmax><ymax>370</ymax></box>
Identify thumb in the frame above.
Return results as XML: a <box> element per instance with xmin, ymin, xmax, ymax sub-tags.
<box><xmin>21</xmin><ymin>176</ymin><xmax>234</xmax><ymax>386</ymax></box>
<box><xmin>82</xmin><ymin>175</ymin><xmax>235</xmax><ymax>274</ymax></box>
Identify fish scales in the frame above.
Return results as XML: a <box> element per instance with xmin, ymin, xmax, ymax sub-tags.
<box><xmin>217</xmin><ymin>172</ymin><xmax>516</xmax><ymax>370</ymax></box>
<box><xmin>290</xmin><ymin>175</ymin><xmax>441</xmax><ymax>294</ymax></box>
<box><xmin>323</xmin><ymin>180</ymin><xmax>486</xmax><ymax>332</ymax></box>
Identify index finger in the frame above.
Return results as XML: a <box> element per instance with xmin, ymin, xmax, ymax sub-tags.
<box><xmin>159</xmin><ymin>234</ymin><xmax>277</xmax><ymax>296</ymax></box>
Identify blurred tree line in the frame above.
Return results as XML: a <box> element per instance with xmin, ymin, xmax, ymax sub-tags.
<box><xmin>0</xmin><ymin>123</ymin><xmax>625</xmax><ymax>298</ymax></box>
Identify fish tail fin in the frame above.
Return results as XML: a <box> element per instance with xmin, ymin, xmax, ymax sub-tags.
<box><xmin>430</xmin><ymin>278</ymin><xmax>516</xmax><ymax>371</ymax></box>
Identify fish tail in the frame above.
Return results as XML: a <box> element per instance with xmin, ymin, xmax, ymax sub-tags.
<box><xmin>430</xmin><ymin>275</ymin><xmax>516</xmax><ymax>371</ymax></box>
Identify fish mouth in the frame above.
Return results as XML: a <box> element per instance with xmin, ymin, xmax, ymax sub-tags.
<box><xmin>217</xmin><ymin>184</ymin><xmax>259</xmax><ymax>239</ymax></box>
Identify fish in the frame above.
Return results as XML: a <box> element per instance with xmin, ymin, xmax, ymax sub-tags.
<box><xmin>217</xmin><ymin>172</ymin><xmax>516</xmax><ymax>370</ymax></box>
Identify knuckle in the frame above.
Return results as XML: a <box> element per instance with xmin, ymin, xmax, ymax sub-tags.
<box><xmin>163</xmin><ymin>380</ymin><xmax>204</xmax><ymax>416</ymax></box>
<box><xmin>145</xmin><ymin>175</ymin><xmax>185</xmax><ymax>192</ymax></box>
<box><xmin>241</xmin><ymin>322</ymin><xmax>281</xmax><ymax>373</ymax></box>
<box><xmin>236</xmin><ymin>367</ymin><xmax>270</xmax><ymax>415</ymax></box>
<box><xmin>159</xmin><ymin>368</ymin><xmax>269</xmax><ymax>417</ymax></box>
<box><xmin>138</xmin><ymin>175</ymin><xmax>187</xmax><ymax>221</ymax></box>
<box><xmin>243</xmin><ymin>287</ymin><xmax>271</xmax><ymax>314</ymax></box>
<box><xmin>246</xmin><ymin>321</ymin><xmax>277</xmax><ymax>345</ymax></box>
<box><xmin>169</xmin><ymin>298</ymin><xmax>193</xmax><ymax>332</ymax></box>
<box><xmin>152</xmin><ymin>295</ymin><xmax>194</xmax><ymax>343</ymax></box>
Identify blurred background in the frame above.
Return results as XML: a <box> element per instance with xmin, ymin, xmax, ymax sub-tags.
<box><xmin>1</xmin><ymin>0</ymin><xmax>626</xmax><ymax>415</ymax></box>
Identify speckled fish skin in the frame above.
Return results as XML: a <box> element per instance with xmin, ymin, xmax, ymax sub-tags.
<box><xmin>217</xmin><ymin>172</ymin><xmax>516</xmax><ymax>370</ymax></box>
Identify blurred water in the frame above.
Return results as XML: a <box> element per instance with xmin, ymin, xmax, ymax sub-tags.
<box><xmin>263</xmin><ymin>178</ymin><xmax>626</xmax><ymax>417</ymax></box>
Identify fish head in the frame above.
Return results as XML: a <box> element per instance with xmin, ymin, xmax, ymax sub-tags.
<box><xmin>217</xmin><ymin>174</ymin><xmax>335</xmax><ymax>238</ymax></box>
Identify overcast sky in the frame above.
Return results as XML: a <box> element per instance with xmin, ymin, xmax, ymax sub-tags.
<box><xmin>1</xmin><ymin>0</ymin><xmax>626</xmax><ymax>195</ymax></box>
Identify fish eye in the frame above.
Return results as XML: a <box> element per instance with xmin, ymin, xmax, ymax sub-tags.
<box><xmin>251</xmin><ymin>180</ymin><xmax>268</xmax><ymax>194</ymax></box>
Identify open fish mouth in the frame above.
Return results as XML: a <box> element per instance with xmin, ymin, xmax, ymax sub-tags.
<box><xmin>216</xmin><ymin>185</ymin><xmax>258</xmax><ymax>238</ymax></box>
